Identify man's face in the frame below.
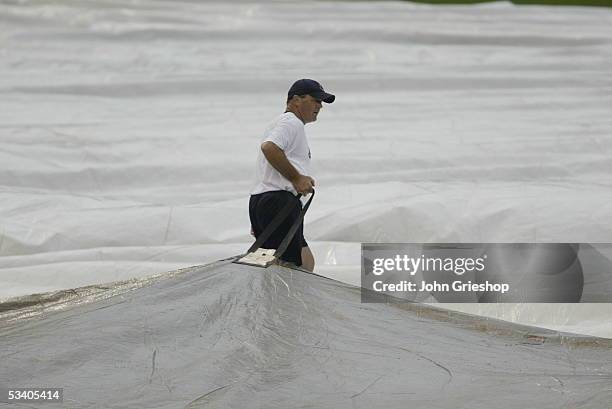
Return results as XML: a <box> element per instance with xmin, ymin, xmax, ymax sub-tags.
<box><xmin>295</xmin><ymin>95</ymin><xmax>323</xmax><ymax>124</ymax></box>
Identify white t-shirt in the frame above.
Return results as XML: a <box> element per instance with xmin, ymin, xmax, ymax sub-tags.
<box><xmin>251</xmin><ymin>112</ymin><xmax>311</xmax><ymax>195</ymax></box>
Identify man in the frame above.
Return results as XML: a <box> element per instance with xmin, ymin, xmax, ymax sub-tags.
<box><xmin>249</xmin><ymin>79</ymin><xmax>335</xmax><ymax>272</ymax></box>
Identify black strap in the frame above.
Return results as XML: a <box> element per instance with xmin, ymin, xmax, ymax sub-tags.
<box><xmin>247</xmin><ymin>190</ymin><xmax>315</xmax><ymax>258</ymax></box>
<box><xmin>274</xmin><ymin>190</ymin><xmax>314</xmax><ymax>258</ymax></box>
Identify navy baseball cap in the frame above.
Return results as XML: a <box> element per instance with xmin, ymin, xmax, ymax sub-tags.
<box><xmin>288</xmin><ymin>79</ymin><xmax>335</xmax><ymax>103</ymax></box>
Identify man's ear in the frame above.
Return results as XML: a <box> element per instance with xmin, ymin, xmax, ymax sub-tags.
<box><xmin>287</xmin><ymin>95</ymin><xmax>301</xmax><ymax>106</ymax></box>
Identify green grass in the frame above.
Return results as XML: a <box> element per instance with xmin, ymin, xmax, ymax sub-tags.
<box><xmin>405</xmin><ymin>0</ymin><xmax>612</xmax><ymax>6</ymax></box>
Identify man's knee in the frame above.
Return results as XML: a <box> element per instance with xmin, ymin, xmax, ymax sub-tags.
<box><xmin>301</xmin><ymin>246</ymin><xmax>315</xmax><ymax>272</ymax></box>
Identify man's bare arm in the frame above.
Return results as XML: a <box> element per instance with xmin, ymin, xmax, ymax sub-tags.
<box><xmin>261</xmin><ymin>141</ymin><xmax>314</xmax><ymax>194</ymax></box>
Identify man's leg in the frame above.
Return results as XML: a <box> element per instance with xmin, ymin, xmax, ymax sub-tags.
<box><xmin>250</xmin><ymin>191</ymin><xmax>303</xmax><ymax>266</ymax></box>
<box><xmin>301</xmin><ymin>246</ymin><xmax>314</xmax><ymax>272</ymax></box>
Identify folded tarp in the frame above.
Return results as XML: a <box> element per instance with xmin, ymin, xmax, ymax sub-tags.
<box><xmin>1</xmin><ymin>258</ymin><xmax>611</xmax><ymax>408</ymax></box>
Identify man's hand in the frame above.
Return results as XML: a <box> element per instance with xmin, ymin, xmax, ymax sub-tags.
<box><xmin>261</xmin><ymin>141</ymin><xmax>315</xmax><ymax>194</ymax></box>
<box><xmin>291</xmin><ymin>175</ymin><xmax>315</xmax><ymax>195</ymax></box>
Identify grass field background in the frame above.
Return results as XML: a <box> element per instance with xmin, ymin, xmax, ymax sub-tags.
<box><xmin>405</xmin><ymin>0</ymin><xmax>612</xmax><ymax>7</ymax></box>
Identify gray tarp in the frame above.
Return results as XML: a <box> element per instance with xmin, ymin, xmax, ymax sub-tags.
<box><xmin>1</xmin><ymin>258</ymin><xmax>611</xmax><ymax>408</ymax></box>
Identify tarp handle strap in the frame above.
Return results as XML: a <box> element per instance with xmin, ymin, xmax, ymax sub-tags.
<box><xmin>246</xmin><ymin>190</ymin><xmax>315</xmax><ymax>258</ymax></box>
<box><xmin>274</xmin><ymin>190</ymin><xmax>314</xmax><ymax>259</ymax></box>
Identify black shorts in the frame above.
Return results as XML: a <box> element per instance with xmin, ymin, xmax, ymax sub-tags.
<box><xmin>249</xmin><ymin>190</ymin><xmax>308</xmax><ymax>266</ymax></box>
